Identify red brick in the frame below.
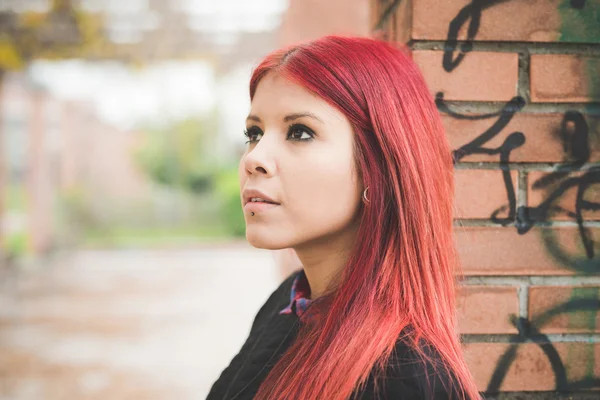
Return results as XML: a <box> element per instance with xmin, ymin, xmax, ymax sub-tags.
<box><xmin>528</xmin><ymin>171</ymin><xmax>600</xmax><ymax>221</ymax></box>
<box><xmin>410</xmin><ymin>0</ymin><xmax>600</xmax><ymax>44</ymax></box>
<box><xmin>370</xmin><ymin>0</ymin><xmax>407</xmax><ymax>43</ymax></box>
<box><xmin>412</xmin><ymin>50</ymin><xmax>518</xmax><ymax>101</ymax></box>
<box><xmin>455</xmin><ymin>226</ymin><xmax>600</xmax><ymax>276</ymax></box>
<box><xmin>530</xmin><ymin>55</ymin><xmax>600</xmax><ymax>103</ymax></box>
<box><xmin>444</xmin><ymin>113</ymin><xmax>600</xmax><ymax>163</ymax></box>
<box><xmin>391</xmin><ymin>0</ymin><xmax>412</xmax><ymax>44</ymax></box>
<box><xmin>457</xmin><ymin>285</ymin><xmax>519</xmax><ymax>334</ymax></box>
<box><xmin>463</xmin><ymin>342</ymin><xmax>600</xmax><ymax>391</ymax></box>
<box><xmin>454</xmin><ymin>169</ymin><xmax>518</xmax><ymax>220</ymax></box>
<box><xmin>529</xmin><ymin>286</ymin><xmax>600</xmax><ymax>333</ymax></box>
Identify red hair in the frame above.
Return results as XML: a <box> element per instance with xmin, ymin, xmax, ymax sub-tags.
<box><xmin>250</xmin><ymin>35</ymin><xmax>480</xmax><ymax>400</ymax></box>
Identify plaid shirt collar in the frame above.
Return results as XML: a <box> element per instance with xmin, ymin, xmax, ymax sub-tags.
<box><xmin>279</xmin><ymin>269</ymin><xmax>314</xmax><ymax>319</ymax></box>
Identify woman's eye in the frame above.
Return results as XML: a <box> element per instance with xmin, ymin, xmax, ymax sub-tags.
<box><xmin>244</xmin><ymin>124</ymin><xmax>314</xmax><ymax>144</ymax></box>
<box><xmin>244</xmin><ymin>127</ymin><xmax>263</xmax><ymax>143</ymax></box>
<box><xmin>287</xmin><ymin>124</ymin><xmax>314</xmax><ymax>141</ymax></box>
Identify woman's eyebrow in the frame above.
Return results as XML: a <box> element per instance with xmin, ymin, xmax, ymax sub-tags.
<box><xmin>283</xmin><ymin>112</ymin><xmax>323</xmax><ymax>123</ymax></box>
<box><xmin>246</xmin><ymin>112</ymin><xmax>324</xmax><ymax>124</ymax></box>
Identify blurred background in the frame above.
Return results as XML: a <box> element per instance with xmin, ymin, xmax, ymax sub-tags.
<box><xmin>0</xmin><ymin>0</ymin><xmax>368</xmax><ymax>398</ymax></box>
<box><xmin>6</xmin><ymin>0</ymin><xmax>597</xmax><ymax>398</ymax></box>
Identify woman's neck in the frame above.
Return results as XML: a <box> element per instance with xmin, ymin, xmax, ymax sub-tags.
<box><xmin>293</xmin><ymin>221</ymin><xmax>359</xmax><ymax>300</ymax></box>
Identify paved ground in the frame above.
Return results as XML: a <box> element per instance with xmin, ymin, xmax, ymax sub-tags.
<box><xmin>0</xmin><ymin>244</ymin><xmax>282</xmax><ymax>399</ymax></box>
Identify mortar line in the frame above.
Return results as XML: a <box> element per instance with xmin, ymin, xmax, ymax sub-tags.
<box><xmin>436</xmin><ymin>101</ymin><xmax>600</xmax><ymax>114</ymax></box>
<box><xmin>453</xmin><ymin>163</ymin><xmax>600</xmax><ymax>173</ymax></box>
<box><xmin>517</xmin><ymin>51</ymin><xmax>531</xmax><ymax>103</ymax></box>
<box><xmin>453</xmin><ymin>219</ymin><xmax>600</xmax><ymax>227</ymax></box>
<box><xmin>412</xmin><ymin>40</ymin><xmax>600</xmax><ymax>56</ymax></box>
<box><xmin>462</xmin><ymin>333</ymin><xmax>600</xmax><ymax>343</ymax></box>
<box><xmin>461</xmin><ymin>276</ymin><xmax>600</xmax><ymax>286</ymax></box>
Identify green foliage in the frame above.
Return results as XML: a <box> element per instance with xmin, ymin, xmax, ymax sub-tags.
<box><xmin>7</xmin><ymin>184</ymin><xmax>26</xmax><ymax>211</ymax></box>
<box><xmin>5</xmin><ymin>231</ymin><xmax>27</xmax><ymax>257</ymax></box>
<box><xmin>134</xmin><ymin>114</ymin><xmax>219</xmax><ymax>193</ymax></box>
<box><xmin>83</xmin><ymin>225</ymin><xmax>231</xmax><ymax>248</ymax></box>
<box><xmin>132</xmin><ymin>115</ymin><xmax>247</xmax><ymax>239</ymax></box>
<box><xmin>4</xmin><ymin>185</ymin><xmax>27</xmax><ymax>257</ymax></box>
<box><xmin>214</xmin><ymin>166</ymin><xmax>246</xmax><ymax>237</ymax></box>
<box><xmin>0</xmin><ymin>38</ymin><xmax>25</xmax><ymax>70</ymax></box>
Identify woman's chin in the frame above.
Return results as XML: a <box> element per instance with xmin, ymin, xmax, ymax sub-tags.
<box><xmin>245</xmin><ymin>230</ymin><xmax>288</xmax><ymax>250</ymax></box>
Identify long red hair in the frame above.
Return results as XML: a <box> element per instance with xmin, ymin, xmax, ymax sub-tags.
<box><xmin>250</xmin><ymin>35</ymin><xmax>480</xmax><ymax>400</ymax></box>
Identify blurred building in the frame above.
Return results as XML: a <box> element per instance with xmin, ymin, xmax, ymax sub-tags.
<box><xmin>278</xmin><ymin>0</ymin><xmax>370</xmax><ymax>46</ymax></box>
<box><xmin>1</xmin><ymin>72</ymin><xmax>150</xmax><ymax>254</ymax></box>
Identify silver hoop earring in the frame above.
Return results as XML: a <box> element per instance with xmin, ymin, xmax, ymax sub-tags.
<box><xmin>362</xmin><ymin>186</ymin><xmax>370</xmax><ymax>204</ymax></box>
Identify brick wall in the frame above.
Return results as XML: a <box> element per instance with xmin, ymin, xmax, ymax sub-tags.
<box><xmin>370</xmin><ymin>0</ymin><xmax>600</xmax><ymax>397</ymax></box>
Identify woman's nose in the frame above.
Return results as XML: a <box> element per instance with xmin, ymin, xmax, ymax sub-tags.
<box><xmin>243</xmin><ymin>136</ymin><xmax>276</xmax><ymax>177</ymax></box>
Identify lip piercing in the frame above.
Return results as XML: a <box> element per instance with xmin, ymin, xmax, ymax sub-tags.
<box><xmin>251</xmin><ymin>212</ymin><xmax>255</xmax><ymax>216</ymax></box>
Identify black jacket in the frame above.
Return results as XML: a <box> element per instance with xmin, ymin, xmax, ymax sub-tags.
<box><xmin>207</xmin><ymin>270</ymin><xmax>470</xmax><ymax>400</ymax></box>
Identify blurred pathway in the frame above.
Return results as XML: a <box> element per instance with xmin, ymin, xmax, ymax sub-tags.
<box><xmin>0</xmin><ymin>244</ymin><xmax>281</xmax><ymax>399</ymax></box>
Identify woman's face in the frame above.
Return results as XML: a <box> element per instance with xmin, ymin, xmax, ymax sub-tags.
<box><xmin>239</xmin><ymin>72</ymin><xmax>364</xmax><ymax>250</ymax></box>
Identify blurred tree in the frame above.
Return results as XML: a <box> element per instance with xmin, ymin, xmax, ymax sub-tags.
<box><xmin>0</xmin><ymin>0</ymin><xmax>233</xmax><ymax>253</ymax></box>
<box><xmin>0</xmin><ymin>0</ymin><xmax>108</xmax><ymax>67</ymax></box>
<box><xmin>134</xmin><ymin>113</ymin><xmax>220</xmax><ymax>194</ymax></box>
<box><xmin>214</xmin><ymin>166</ymin><xmax>245</xmax><ymax>237</ymax></box>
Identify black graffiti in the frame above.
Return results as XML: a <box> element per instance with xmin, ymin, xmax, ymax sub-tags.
<box><xmin>443</xmin><ymin>0</ymin><xmax>588</xmax><ymax>73</ymax></box>
<box><xmin>439</xmin><ymin>95</ymin><xmax>599</xmax><ymax>267</ymax></box>
<box><xmin>440</xmin><ymin>97</ymin><xmax>597</xmax><ymax>266</ymax></box>
<box><xmin>443</xmin><ymin>0</ymin><xmax>511</xmax><ymax>72</ymax></box>
<box><xmin>520</xmin><ymin>170</ymin><xmax>600</xmax><ymax>257</ymax></box>
<box><xmin>516</xmin><ymin>111</ymin><xmax>599</xmax><ymax>265</ymax></box>
<box><xmin>485</xmin><ymin>299</ymin><xmax>600</xmax><ymax>393</ymax></box>
<box><xmin>438</xmin><ymin>93</ymin><xmax>526</xmax><ymax>226</ymax></box>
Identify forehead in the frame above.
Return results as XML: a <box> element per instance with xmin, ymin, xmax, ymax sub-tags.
<box><xmin>250</xmin><ymin>72</ymin><xmax>345</xmax><ymax>124</ymax></box>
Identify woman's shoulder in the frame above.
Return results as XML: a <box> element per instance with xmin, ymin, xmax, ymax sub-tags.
<box><xmin>247</xmin><ymin>269</ymin><xmax>301</xmax><ymax>332</ymax></box>
<box><xmin>262</xmin><ymin>268</ymin><xmax>300</xmax><ymax>312</ymax></box>
<box><xmin>359</xmin><ymin>334</ymin><xmax>470</xmax><ymax>400</ymax></box>
<box><xmin>391</xmin><ymin>338</ymin><xmax>464</xmax><ymax>399</ymax></box>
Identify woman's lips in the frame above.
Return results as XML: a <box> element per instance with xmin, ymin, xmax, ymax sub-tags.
<box><xmin>244</xmin><ymin>201</ymin><xmax>280</xmax><ymax>213</ymax></box>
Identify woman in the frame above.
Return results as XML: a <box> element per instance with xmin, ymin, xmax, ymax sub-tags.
<box><xmin>207</xmin><ymin>35</ymin><xmax>482</xmax><ymax>400</ymax></box>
